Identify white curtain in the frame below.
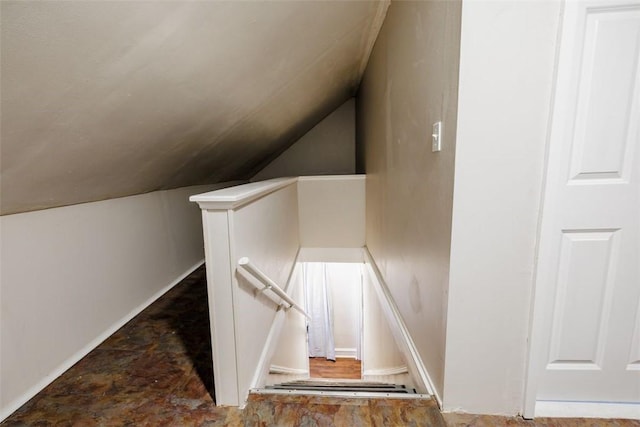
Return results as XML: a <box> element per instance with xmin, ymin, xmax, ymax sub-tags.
<box><xmin>304</xmin><ymin>262</ymin><xmax>335</xmax><ymax>361</ymax></box>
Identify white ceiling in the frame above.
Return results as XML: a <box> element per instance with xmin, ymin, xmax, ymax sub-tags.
<box><xmin>0</xmin><ymin>1</ymin><xmax>388</xmax><ymax>215</ymax></box>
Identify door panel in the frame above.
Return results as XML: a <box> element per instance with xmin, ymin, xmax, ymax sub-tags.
<box><xmin>547</xmin><ymin>229</ymin><xmax>619</xmax><ymax>370</ymax></box>
<box><xmin>569</xmin><ymin>5</ymin><xmax>640</xmax><ymax>182</ymax></box>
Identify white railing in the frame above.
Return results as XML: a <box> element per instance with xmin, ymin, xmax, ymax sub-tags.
<box><xmin>237</xmin><ymin>257</ymin><xmax>310</xmax><ymax>319</ymax></box>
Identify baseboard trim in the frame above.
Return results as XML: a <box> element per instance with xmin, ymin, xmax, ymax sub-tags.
<box><xmin>363</xmin><ymin>366</ymin><xmax>408</xmax><ymax>376</ymax></box>
<box><xmin>535</xmin><ymin>400</ymin><xmax>640</xmax><ymax>420</ymax></box>
<box><xmin>0</xmin><ymin>260</ymin><xmax>205</xmax><ymax>422</ymax></box>
<box><xmin>335</xmin><ymin>348</ymin><xmax>358</xmax><ymax>359</ymax></box>
<box><xmin>363</xmin><ymin>248</ymin><xmax>441</xmax><ymax>407</ymax></box>
<box><xmin>269</xmin><ymin>365</ymin><xmax>309</xmax><ymax>375</ymax></box>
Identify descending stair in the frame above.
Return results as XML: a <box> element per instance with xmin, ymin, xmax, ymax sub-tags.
<box><xmin>265</xmin><ymin>380</ymin><xmax>416</xmax><ymax>394</ymax></box>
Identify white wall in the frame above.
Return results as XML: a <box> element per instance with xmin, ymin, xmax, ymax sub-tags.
<box><xmin>298</xmin><ymin>175</ymin><xmax>365</xmax><ymax>248</ymax></box>
<box><xmin>444</xmin><ymin>0</ymin><xmax>561</xmax><ymax>415</ymax></box>
<box><xmin>326</xmin><ymin>263</ymin><xmax>361</xmax><ymax>358</ymax></box>
<box><xmin>0</xmin><ymin>182</ymin><xmax>235</xmax><ymax>420</ymax></box>
<box><xmin>357</xmin><ymin>0</ymin><xmax>462</xmax><ymax>398</ymax></box>
<box><xmin>269</xmin><ymin>264</ymin><xmax>308</xmax><ymax>373</ymax></box>
<box><xmin>232</xmin><ymin>184</ymin><xmax>300</xmax><ymax>401</ymax></box>
<box><xmin>362</xmin><ymin>265</ymin><xmax>405</xmax><ymax>373</ymax></box>
<box><xmin>252</xmin><ymin>98</ymin><xmax>356</xmax><ymax>181</ymax></box>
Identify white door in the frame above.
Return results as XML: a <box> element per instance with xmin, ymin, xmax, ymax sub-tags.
<box><xmin>526</xmin><ymin>0</ymin><xmax>640</xmax><ymax>417</ymax></box>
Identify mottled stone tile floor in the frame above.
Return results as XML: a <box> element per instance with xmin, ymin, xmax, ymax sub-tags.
<box><xmin>442</xmin><ymin>414</ymin><xmax>640</xmax><ymax>427</ymax></box>
<box><xmin>2</xmin><ymin>265</ymin><xmax>639</xmax><ymax>426</ymax></box>
<box><xmin>244</xmin><ymin>394</ymin><xmax>444</xmax><ymax>427</ymax></box>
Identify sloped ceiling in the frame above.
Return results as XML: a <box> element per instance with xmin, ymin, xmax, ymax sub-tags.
<box><xmin>0</xmin><ymin>1</ymin><xmax>388</xmax><ymax>215</ymax></box>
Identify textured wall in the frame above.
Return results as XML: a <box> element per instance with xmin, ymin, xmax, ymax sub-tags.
<box><xmin>252</xmin><ymin>98</ymin><xmax>356</xmax><ymax>181</ymax></box>
<box><xmin>297</xmin><ymin>176</ymin><xmax>365</xmax><ymax>249</ymax></box>
<box><xmin>357</xmin><ymin>0</ymin><xmax>461</xmax><ymax>398</ymax></box>
<box><xmin>1</xmin><ymin>1</ymin><xmax>388</xmax><ymax>215</ymax></box>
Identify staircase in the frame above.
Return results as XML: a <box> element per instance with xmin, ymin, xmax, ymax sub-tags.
<box><xmin>263</xmin><ymin>379</ymin><xmax>417</xmax><ymax>395</ymax></box>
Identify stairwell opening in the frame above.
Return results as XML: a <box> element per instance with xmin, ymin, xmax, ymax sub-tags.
<box><xmin>263</xmin><ymin>251</ymin><xmax>416</xmax><ymax>396</ymax></box>
<box><xmin>191</xmin><ymin>177</ymin><xmax>434</xmax><ymax>405</ymax></box>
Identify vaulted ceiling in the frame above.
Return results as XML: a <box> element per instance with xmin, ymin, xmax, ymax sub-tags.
<box><xmin>0</xmin><ymin>1</ymin><xmax>388</xmax><ymax>215</ymax></box>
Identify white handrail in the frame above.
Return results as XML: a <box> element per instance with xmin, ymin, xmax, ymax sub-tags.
<box><xmin>237</xmin><ymin>257</ymin><xmax>310</xmax><ymax>319</ymax></box>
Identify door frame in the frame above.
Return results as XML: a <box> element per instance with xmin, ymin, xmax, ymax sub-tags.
<box><xmin>522</xmin><ymin>0</ymin><xmax>569</xmax><ymax>416</ymax></box>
